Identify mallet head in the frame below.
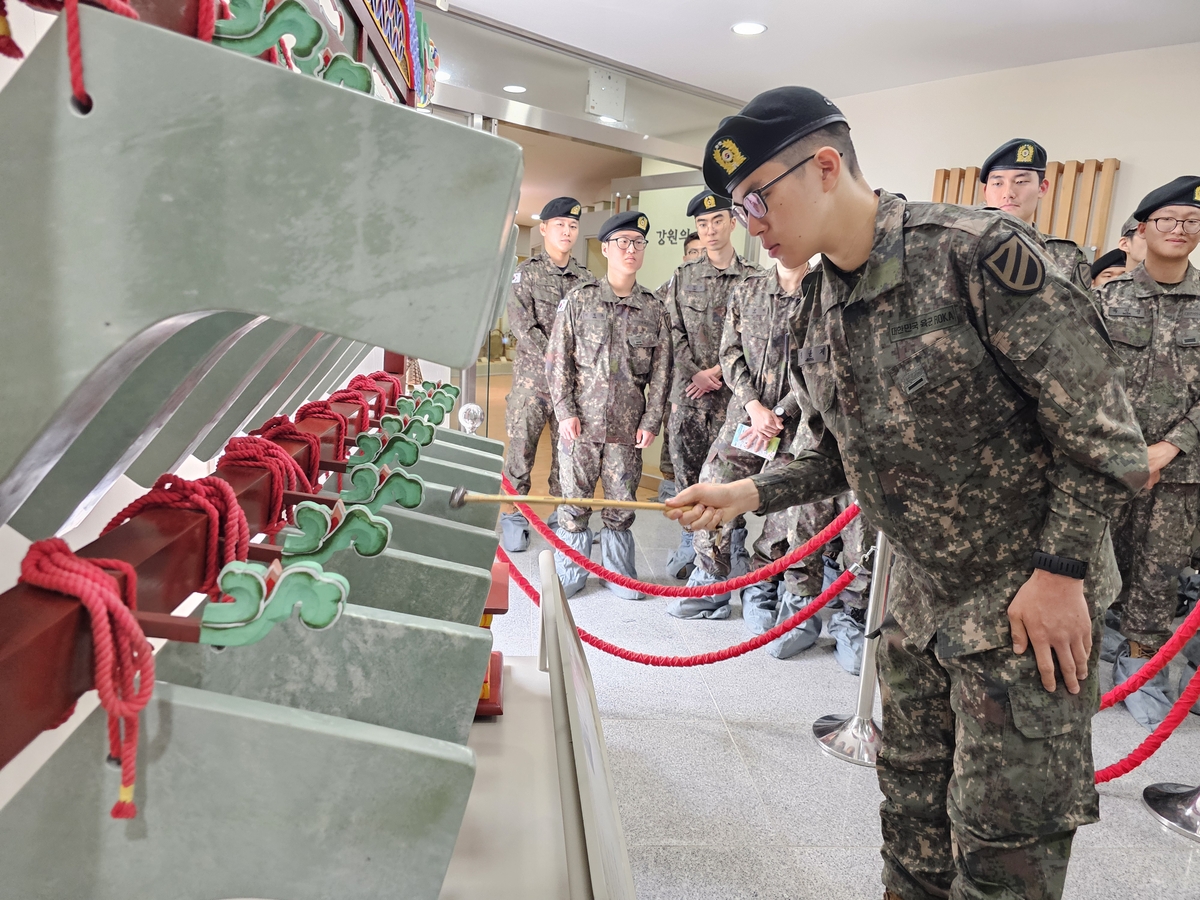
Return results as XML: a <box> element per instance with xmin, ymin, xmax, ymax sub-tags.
<box><xmin>449</xmin><ymin>486</ymin><xmax>468</xmax><ymax>509</ymax></box>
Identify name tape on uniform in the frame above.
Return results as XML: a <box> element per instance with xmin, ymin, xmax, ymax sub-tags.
<box><xmin>796</xmin><ymin>344</ymin><xmax>830</xmax><ymax>366</ymax></box>
<box><xmin>888</xmin><ymin>306</ymin><xmax>960</xmax><ymax>343</ymax></box>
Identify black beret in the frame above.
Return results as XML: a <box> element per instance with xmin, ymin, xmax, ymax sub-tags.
<box><xmin>599</xmin><ymin>210</ymin><xmax>650</xmax><ymax>242</ymax></box>
<box><xmin>1090</xmin><ymin>248</ymin><xmax>1127</xmax><ymax>281</ymax></box>
<box><xmin>1132</xmin><ymin>175</ymin><xmax>1200</xmax><ymax>221</ymax></box>
<box><xmin>980</xmin><ymin>138</ymin><xmax>1047</xmax><ymax>182</ymax></box>
<box><xmin>539</xmin><ymin>197</ymin><xmax>582</xmax><ymax>221</ymax></box>
<box><xmin>686</xmin><ymin>190</ymin><xmax>733</xmax><ymax>218</ymax></box>
<box><xmin>703</xmin><ymin>86</ymin><xmax>847</xmax><ymax>196</ymax></box>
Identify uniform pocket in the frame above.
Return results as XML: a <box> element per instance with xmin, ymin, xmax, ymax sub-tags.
<box><xmin>1108</xmin><ymin>322</ymin><xmax>1152</xmax><ymax>348</ymax></box>
<box><xmin>1008</xmin><ymin>681</ymin><xmax>1092</xmax><ymax>738</ymax></box>
<box><xmin>628</xmin><ymin>333</ymin><xmax>658</xmax><ymax>375</ymax></box>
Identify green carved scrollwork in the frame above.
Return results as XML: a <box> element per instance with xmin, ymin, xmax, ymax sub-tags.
<box><xmin>338</xmin><ymin>463</ymin><xmax>423</xmax><ymax>513</ymax></box>
<box><xmin>379</xmin><ymin>415</ymin><xmax>434</xmax><ymax>446</ymax></box>
<box><xmin>282</xmin><ymin>501</ymin><xmax>392</xmax><ymax>567</ymax></box>
<box><xmin>200</xmin><ymin>561</ymin><xmax>349</xmax><ymax>647</ymax></box>
<box><xmin>339</xmin><ymin>464</ymin><xmax>380</xmax><ymax>503</ymax></box>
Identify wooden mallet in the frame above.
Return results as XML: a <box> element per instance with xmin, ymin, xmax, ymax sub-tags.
<box><xmin>448</xmin><ymin>486</ymin><xmax>686</xmax><ymax>513</ymax></box>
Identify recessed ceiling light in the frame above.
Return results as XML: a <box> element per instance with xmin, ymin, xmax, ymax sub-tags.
<box><xmin>530</xmin><ymin>213</ymin><xmax>541</xmax><ymax>220</ymax></box>
<box><xmin>503</xmin><ymin>84</ymin><xmax>527</xmax><ymax>94</ymax></box>
<box><xmin>599</xmin><ymin>115</ymin><xmax>618</xmax><ymax>124</ymax></box>
<box><xmin>434</xmin><ymin>70</ymin><xmax>451</xmax><ymax>83</ymax></box>
<box><xmin>731</xmin><ymin>22</ymin><xmax>767</xmax><ymax>35</ymax></box>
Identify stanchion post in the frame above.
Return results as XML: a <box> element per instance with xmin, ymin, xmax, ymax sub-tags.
<box><xmin>812</xmin><ymin>530</ymin><xmax>894</xmax><ymax>767</ymax></box>
<box><xmin>1143</xmin><ymin>782</ymin><xmax>1200</xmax><ymax>843</ymax></box>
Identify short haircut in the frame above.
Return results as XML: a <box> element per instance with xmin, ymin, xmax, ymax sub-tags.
<box><xmin>685</xmin><ymin>232</ymin><xmax>700</xmax><ymax>245</ymax></box>
<box><xmin>777</xmin><ymin>121</ymin><xmax>861</xmax><ymax>178</ymax></box>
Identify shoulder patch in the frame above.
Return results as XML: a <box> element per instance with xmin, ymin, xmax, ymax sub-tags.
<box><xmin>512</xmin><ymin>270</ymin><xmax>521</xmax><ymax>284</ymax></box>
<box><xmin>983</xmin><ymin>233</ymin><xmax>1045</xmax><ymax>295</ymax></box>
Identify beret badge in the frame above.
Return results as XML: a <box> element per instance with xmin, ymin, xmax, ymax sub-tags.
<box><xmin>713</xmin><ymin>138</ymin><xmax>747</xmax><ymax>176</ymax></box>
<box><xmin>637</xmin><ymin>215</ymin><xmax>648</xmax><ymax>231</ymax></box>
<box><xmin>1015</xmin><ymin>143</ymin><xmax>1035</xmax><ymax>165</ymax></box>
<box><xmin>703</xmin><ymin>195</ymin><xmax>717</xmax><ymax>210</ymax></box>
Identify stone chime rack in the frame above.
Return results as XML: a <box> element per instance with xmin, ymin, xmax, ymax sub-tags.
<box><xmin>0</xmin><ymin>8</ymin><xmax>522</xmax><ymax>897</ymax></box>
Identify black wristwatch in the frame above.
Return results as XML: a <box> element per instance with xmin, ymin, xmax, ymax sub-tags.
<box><xmin>773</xmin><ymin>404</ymin><xmax>786</xmax><ymax>417</ymax></box>
<box><xmin>1031</xmin><ymin>551</ymin><xmax>1088</xmax><ymax>580</ymax></box>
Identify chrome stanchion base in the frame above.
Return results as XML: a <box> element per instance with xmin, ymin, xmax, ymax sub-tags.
<box><xmin>812</xmin><ymin>714</ymin><xmax>882</xmax><ymax>767</ymax></box>
<box><xmin>1143</xmin><ymin>783</ymin><xmax>1200</xmax><ymax>843</ymax></box>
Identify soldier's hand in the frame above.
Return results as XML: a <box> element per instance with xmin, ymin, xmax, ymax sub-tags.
<box><xmin>559</xmin><ymin>417</ymin><xmax>581</xmax><ymax>442</ymax></box>
<box><xmin>665</xmin><ymin>480</ymin><xmax>760</xmax><ymax>532</ymax></box>
<box><xmin>1007</xmin><ymin>569</ymin><xmax>1092</xmax><ymax>694</ymax></box>
<box><xmin>1146</xmin><ymin>441</ymin><xmax>1180</xmax><ymax>490</ymax></box>
<box><xmin>635</xmin><ymin>429</ymin><xmax>655</xmax><ymax>449</ymax></box>
<box><xmin>746</xmin><ymin>400</ymin><xmax>783</xmax><ymax>439</ymax></box>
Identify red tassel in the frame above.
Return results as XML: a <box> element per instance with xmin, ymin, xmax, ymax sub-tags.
<box><xmin>110</xmin><ymin>800</ymin><xmax>137</xmax><ymax>819</ymax></box>
<box><xmin>0</xmin><ymin>34</ymin><xmax>23</xmax><ymax>59</ymax></box>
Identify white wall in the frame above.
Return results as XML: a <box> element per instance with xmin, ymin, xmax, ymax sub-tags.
<box><xmin>835</xmin><ymin>41</ymin><xmax>1200</xmax><ymax>259</ymax></box>
<box><xmin>0</xmin><ymin>6</ymin><xmax>54</xmax><ymax>92</ymax></box>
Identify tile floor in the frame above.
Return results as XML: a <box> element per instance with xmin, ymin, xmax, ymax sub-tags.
<box><xmin>492</xmin><ymin>509</ymin><xmax>1200</xmax><ymax>899</ymax></box>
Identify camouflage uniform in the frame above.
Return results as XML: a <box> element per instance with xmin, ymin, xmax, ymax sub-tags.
<box><xmin>1043</xmin><ymin>236</ymin><xmax>1093</xmax><ymax>296</ymax></box>
<box><xmin>752</xmin><ymin>192</ymin><xmax>1147</xmax><ymax>900</ymax></box>
<box><xmin>1100</xmin><ymin>263</ymin><xmax>1200</xmax><ymax>651</ymax></box>
<box><xmin>504</xmin><ymin>251</ymin><xmax>592</xmax><ymax>496</ymax></box>
<box><xmin>547</xmin><ymin>279</ymin><xmax>671</xmax><ymax>532</ymax></box>
<box><xmin>693</xmin><ymin>267</ymin><xmax>808</xmax><ymax>577</ymax></box>
<box><xmin>663</xmin><ymin>252</ymin><xmax>762</xmax><ymax>490</ymax></box>
<box><xmin>653</xmin><ymin>279</ymin><xmax>676</xmax><ymax>482</ymax></box>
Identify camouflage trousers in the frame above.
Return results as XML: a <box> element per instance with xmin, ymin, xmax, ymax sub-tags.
<box><xmin>557</xmin><ymin>440</ymin><xmax>642</xmax><ymax>533</ymax></box>
<box><xmin>693</xmin><ymin>427</ymin><xmax>793</xmax><ymax>578</ymax></box>
<box><xmin>1112</xmin><ymin>481</ymin><xmax>1200</xmax><ymax>651</ymax></box>
<box><xmin>876</xmin><ymin>600</ymin><xmax>1102</xmax><ymax>900</ymax></box>
<box><xmin>667</xmin><ymin>403</ymin><xmax>726</xmax><ymax>490</ymax></box>
<box><xmin>503</xmin><ymin>390</ymin><xmax>560</xmax><ymax>498</ymax></box>
<box><xmin>783</xmin><ymin>492</ymin><xmax>871</xmax><ymax>604</ymax></box>
<box><xmin>658</xmin><ymin>408</ymin><xmax>674</xmax><ymax>481</ymax></box>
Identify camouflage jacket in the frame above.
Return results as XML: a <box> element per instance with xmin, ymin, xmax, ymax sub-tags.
<box><xmin>663</xmin><ymin>251</ymin><xmax>762</xmax><ymax>410</ymax></box>
<box><xmin>1043</xmin><ymin>236</ymin><xmax>1093</xmax><ymax>294</ymax></box>
<box><xmin>507</xmin><ymin>252</ymin><xmax>593</xmax><ymax>395</ymax></box>
<box><xmin>547</xmin><ymin>279</ymin><xmax>672</xmax><ymax>445</ymax></box>
<box><xmin>720</xmin><ymin>267</ymin><xmax>816</xmax><ymax>449</ymax></box>
<box><xmin>1099</xmin><ymin>263</ymin><xmax>1200</xmax><ymax>483</ymax></box>
<box><xmin>758</xmin><ymin>191</ymin><xmax>1148</xmax><ymax>657</ymax></box>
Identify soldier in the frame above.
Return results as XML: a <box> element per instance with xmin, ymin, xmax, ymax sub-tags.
<box><xmin>980</xmin><ymin>138</ymin><xmax>1094</xmax><ymax>294</ymax></box>
<box><xmin>656</xmin><ymin>231</ymin><xmax>703</xmax><ymax>505</ymax></box>
<box><xmin>501</xmin><ymin>197</ymin><xmax>592</xmax><ymax>552</ymax></box>
<box><xmin>662</xmin><ymin>189</ymin><xmax>762</xmax><ymax>580</ymax></box>
<box><xmin>547</xmin><ymin>210</ymin><xmax>671</xmax><ymax>599</ymax></box>
<box><xmin>1090</xmin><ymin>248</ymin><xmax>1127</xmax><ymax>289</ymax></box>
<box><xmin>1099</xmin><ymin>176</ymin><xmax>1200</xmax><ymax>728</ymax></box>
<box><xmin>668</xmin><ymin>87</ymin><xmax>1147</xmax><ymax>900</ymax></box>
<box><xmin>1118</xmin><ymin>214</ymin><xmax>1149</xmax><ymax>271</ymax></box>
<box><xmin>667</xmin><ymin>258</ymin><xmax>810</xmax><ymax>621</ymax></box>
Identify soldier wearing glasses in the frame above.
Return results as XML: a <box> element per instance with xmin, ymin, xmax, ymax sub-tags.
<box><xmin>661</xmin><ymin>189</ymin><xmax>762</xmax><ymax>595</ymax></box>
<box><xmin>1099</xmin><ymin>176</ymin><xmax>1200</xmax><ymax>728</ymax></box>
<box><xmin>667</xmin><ymin>86</ymin><xmax>1147</xmax><ymax>900</ymax></box>
<box><xmin>547</xmin><ymin>211</ymin><xmax>672</xmax><ymax>600</ymax></box>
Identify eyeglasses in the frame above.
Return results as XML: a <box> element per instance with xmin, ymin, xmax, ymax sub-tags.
<box><xmin>732</xmin><ymin>151</ymin><xmax>832</xmax><ymax>226</ymax></box>
<box><xmin>1148</xmin><ymin>216</ymin><xmax>1200</xmax><ymax>235</ymax></box>
<box><xmin>607</xmin><ymin>237</ymin><xmax>648</xmax><ymax>251</ymax></box>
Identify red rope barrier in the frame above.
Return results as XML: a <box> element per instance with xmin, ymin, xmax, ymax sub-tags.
<box><xmin>20</xmin><ymin>539</ymin><xmax>153</xmax><ymax>818</ymax></box>
<box><xmin>500</xmin><ymin>475</ymin><xmax>858</xmax><ymax>598</ymax></box>
<box><xmin>1097</xmin><ymin>661</ymin><xmax>1200</xmax><ymax>783</ymax></box>
<box><xmin>250</xmin><ymin>414</ymin><xmax>321</xmax><ymax>485</ymax></box>
<box><xmin>296</xmin><ymin>400</ymin><xmax>348</xmax><ymax>461</ymax></box>
<box><xmin>102</xmin><ymin>474</ymin><xmax>248</xmax><ymax>598</ymax></box>
<box><xmin>1101</xmin><ymin>600</ymin><xmax>1200</xmax><ymax>710</ymax></box>
<box><xmin>220</xmin><ymin>435</ymin><xmax>313</xmax><ymax>532</ymax></box>
<box><xmin>62</xmin><ymin>0</ymin><xmax>138</xmax><ymax>112</ymax></box>
<box><xmin>499</xmin><ymin>546</ymin><xmax>852</xmax><ymax>666</ymax></box>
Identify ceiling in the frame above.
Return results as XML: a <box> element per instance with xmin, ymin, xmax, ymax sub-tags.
<box><xmin>449</xmin><ymin>0</ymin><xmax>1200</xmax><ymax>102</ymax></box>
<box><xmin>498</xmin><ymin>124</ymin><xmax>642</xmax><ymax>227</ymax></box>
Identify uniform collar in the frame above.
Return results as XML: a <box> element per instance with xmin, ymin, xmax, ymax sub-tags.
<box><xmin>1130</xmin><ymin>261</ymin><xmax>1200</xmax><ymax>297</ymax></box>
<box><xmin>692</xmin><ymin>250</ymin><xmax>748</xmax><ymax>278</ymax></box>
<box><xmin>820</xmin><ymin>190</ymin><xmax>907</xmax><ymax>314</ymax></box>
<box><xmin>770</xmin><ymin>268</ymin><xmax>807</xmax><ymax>299</ymax></box>
<box><xmin>600</xmin><ymin>278</ymin><xmax>650</xmax><ymax>308</ymax></box>
<box><xmin>535</xmin><ymin>250</ymin><xmax>587</xmax><ymax>278</ymax></box>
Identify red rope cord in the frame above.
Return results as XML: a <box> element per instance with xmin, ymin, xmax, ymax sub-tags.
<box><xmin>328</xmin><ymin>389</ymin><xmax>371</xmax><ymax>431</ymax></box>
<box><xmin>1096</xmin><ymin>661</ymin><xmax>1200</xmax><ymax>783</ymax></box>
<box><xmin>20</xmin><ymin>539</ymin><xmax>153</xmax><ymax>818</ymax></box>
<box><xmin>102</xmin><ymin>474</ymin><xmax>248</xmax><ymax>597</ymax></box>
<box><xmin>499</xmin><ymin>546</ymin><xmax>852</xmax><ymax>666</ymax></box>
<box><xmin>62</xmin><ymin>0</ymin><xmax>138</xmax><ymax>110</ymax></box>
<box><xmin>1100</xmin><ymin>599</ymin><xmax>1200</xmax><ymax>710</ymax></box>
<box><xmin>195</xmin><ymin>0</ymin><xmax>215</xmax><ymax>41</ymax></box>
<box><xmin>368</xmin><ymin>371</ymin><xmax>404</xmax><ymax>406</ymax></box>
<box><xmin>500</xmin><ymin>475</ymin><xmax>858</xmax><ymax>597</ymax></box>
<box><xmin>220</xmin><ymin>436</ymin><xmax>313</xmax><ymax>531</ymax></box>
<box><xmin>296</xmin><ymin>400</ymin><xmax>348</xmax><ymax>461</ymax></box>
<box><xmin>250</xmin><ymin>415</ymin><xmax>321</xmax><ymax>485</ymax></box>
